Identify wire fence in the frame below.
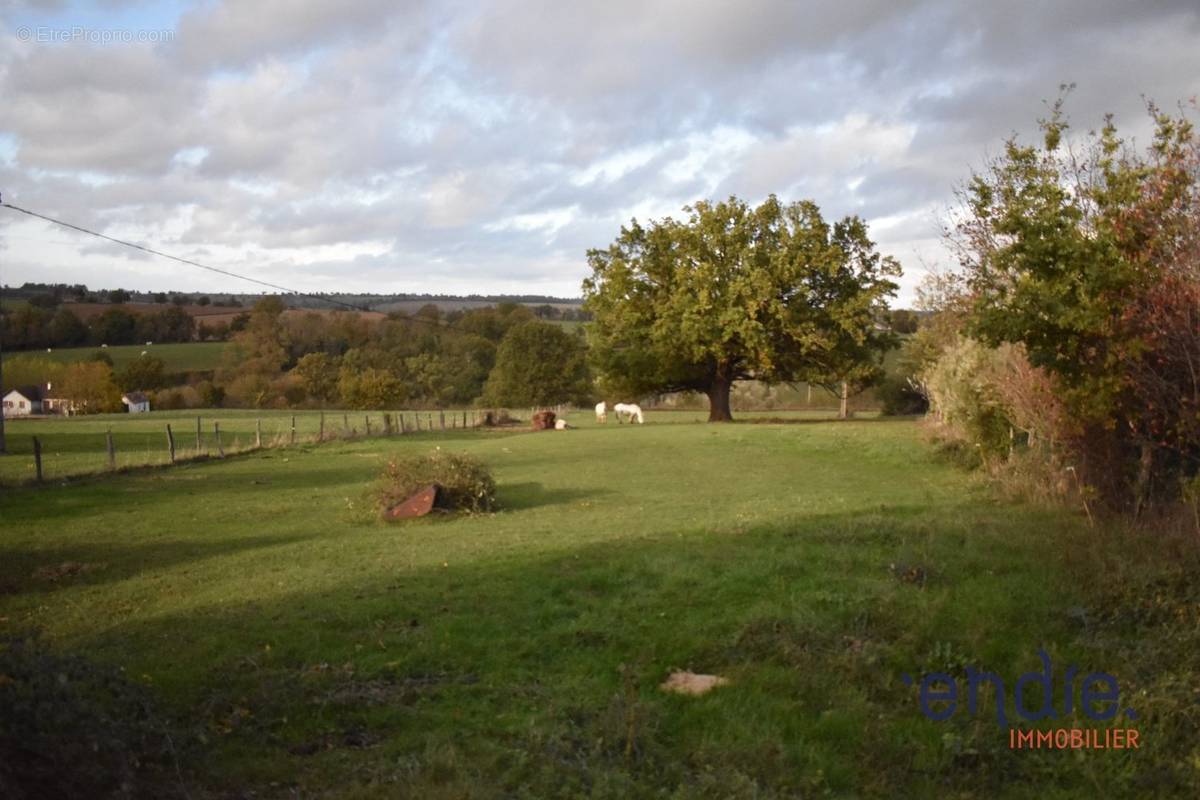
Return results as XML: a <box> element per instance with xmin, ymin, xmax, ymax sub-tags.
<box><xmin>0</xmin><ymin>408</ymin><xmax>501</xmax><ymax>486</ymax></box>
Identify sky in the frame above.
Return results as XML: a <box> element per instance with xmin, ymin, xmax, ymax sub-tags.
<box><xmin>0</xmin><ymin>1</ymin><xmax>1197</xmax><ymax>304</ymax></box>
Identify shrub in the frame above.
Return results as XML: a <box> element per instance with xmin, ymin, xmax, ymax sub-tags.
<box><xmin>197</xmin><ymin>381</ymin><xmax>225</xmax><ymax>408</ymax></box>
<box><xmin>949</xmin><ymin>101</ymin><xmax>1200</xmax><ymax>511</ymax></box>
<box><xmin>877</xmin><ymin>373</ymin><xmax>928</xmax><ymax>416</ymax></box>
<box><xmin>376</xmin><ymin>449</ymin><xmax>497</xmax><ymax>516</ymax></box>
<box><xmin>922</xmin><ymin>338</ymin><xmax>1014</xmax><ymax>460</ymax></box>
<box><xmin>0</xmin><ymin>635</ymin><xmax>189</xmax><ymax>799</ymax></box>
<box><xmin>152</xmin><ymin>385</ymin><xmax>203</xmax><ymax>410</ymax></box>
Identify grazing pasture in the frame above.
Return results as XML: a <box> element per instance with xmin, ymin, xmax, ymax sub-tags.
<box><xmin>30</xmin><ymin>340</ymin><xmax>228</xmax><ymax>371</ymax></box>
<box><xmin>0</xmin><ymin>408</ymin><xmax>845</xmax><ymax>484</ymax></box>
<box><xmin>0</xmin><ymin>416</ymin><xmax>1191</xmax><ymax>797</ymax></box>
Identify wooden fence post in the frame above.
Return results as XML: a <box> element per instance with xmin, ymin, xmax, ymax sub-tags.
<box><xmin>106</xmin><ymin>427</ymin><xmax>116</xmax><ymax>471</ymax></box>
<box><xmin>365</xmin><ymin>415</ymin><xmax>372</xmax><ymax>436</ymax></box>
<box><xmin>255</xmin><ymin>419</ymin><xmax>262</xmax><ymax>449</ymax></box>
<box><xmin>462</xmin><ymin>410</ymin><xmax>467</xmax><ymax>429</ymax></box>
<box><xmin>290</xmin><ymin>416</ymin><xmax>296</xmax><ymax>445</ymax></box>
<box><xmin>439</xmin><ymin>410</ymin><xmax>445</xmax><ymax>430</ymax></box>
<box><xmin>214</xmin><ymin>422</ymin><xmax>224</xmax><ymax>458</ymax></box>
<box><xmin>32</xmin><ymin>436</ymin><xmax>43</xmax><ymax>483</ymax></box>
<box><xmin>399</xmin><ymin>413</ymin><xmax>407</xmax><ymax>434</ymax></box>
<box><xmin>196</xmin><ymin>416</ymin><xmax>202</xmax><ymax>453</ymax></box>
<box><xmin>319</xmin><ymin>412</ymin><xmax>325</xmax><ymax>442</ymax></box>
<box><xmin>343</xmin><ymin>414</ymin><xmax>350</xmax><ymax>437</ymax></box>
<box><xmin>427</xmin><ymin>413</ymin><xmax>433</xmax><ymax>431</ymax></box>
<box><xmin>166</xmin><ymin>424</ymin><xmax>176</xmax><ymax>463</ymax></box>
<box><xmin>415</xmin><ymin>414</ymin><xmax>421</xmax><ymax>432</ymax></box>
<box><xmin>383</xmin><ymin>413</ymin><xmax>392</xmax><ymax>435</ymax></box>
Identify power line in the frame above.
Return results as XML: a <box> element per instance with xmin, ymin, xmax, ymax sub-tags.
<box><xmin>0</xmin><ymin>199</ymin><xmax>376</xmax><ymax>314</ymax></box>
<box><xmin>0</xmin><ymin>197</ymin><xmax>549</xmax><ymax>335</ymax></box>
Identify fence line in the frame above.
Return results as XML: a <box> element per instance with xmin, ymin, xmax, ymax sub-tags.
<box><xmin>2</xmin><ymin>408</ymin><xmax>500</xmax><ymax>486</ymax></box>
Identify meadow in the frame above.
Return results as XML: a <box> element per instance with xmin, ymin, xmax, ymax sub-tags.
<box><xmin>0</xmin><ymin>408</ymin><xmax>842</xmax><ymax>484</ymax></box>
<box><xmin>32</xmin><ymin>340</ymin><xmax>228</xmax><ymax>371</ymax></box>
<box><xmin>0</xmin><ymin>414</ymin><xmax>1196</xmax><ymax>798</ymax></box>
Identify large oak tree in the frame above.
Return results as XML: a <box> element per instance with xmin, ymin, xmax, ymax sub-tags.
<box><xmin>582</xmin><ymin>195</ymin><xmax>899</xmax><ymax>421</ymax></box>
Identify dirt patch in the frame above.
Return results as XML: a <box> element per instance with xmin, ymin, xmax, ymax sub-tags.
<box><xmin>889</xmin><ymin>561</ymin><xmax>930</xmax><ymax>587</ymax></box>
<box><xmin>659</xmin><ymin>671</ymin><xmax>729</xmax><ymax>696</ymax></box>
<box><xmin>32</xmin><ymin>562</ymin><xmax>106</xmax><ymax>582</ymax></box>
<box><xmin>287</xmin><ymin>726</ymin><xmax>383</xmax><ymax>756</ymax></box>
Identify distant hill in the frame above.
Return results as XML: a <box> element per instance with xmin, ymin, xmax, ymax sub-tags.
<box><xmin>3</xmin><ymin>283</ymin><xmax>584</xmax><ymax>314</ymax></box>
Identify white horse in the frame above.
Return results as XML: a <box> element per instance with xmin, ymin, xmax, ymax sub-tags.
<box><xmin>613</xmin><ymin>403</ymin><xmax>645</xmax><ymax>424</ymax></box>
<box><xmin>595</xmin><ymin>401</ymin><xmax>608</xmax><ymax>423</ymax></box>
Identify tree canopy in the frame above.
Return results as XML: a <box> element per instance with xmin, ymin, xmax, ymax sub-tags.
<box><xmin>950</xmin><ymin>98</ymin><xmax>1200</xmax><ymax>508</ymax></box>
<box><xmin>483</xmin><ymin>320</ymin><xmax>590</xmax><ymax>407</ymax></box>
<box><xmin>582</xmin><ymin>195</ymin><xmax>899</xmax><ymax>420</ymax></box>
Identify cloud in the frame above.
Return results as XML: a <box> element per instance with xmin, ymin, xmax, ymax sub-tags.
<box><xmin>1</xmin><ymin>0</ymin><xmax>1198</xmax><ymax>302</ymax></box>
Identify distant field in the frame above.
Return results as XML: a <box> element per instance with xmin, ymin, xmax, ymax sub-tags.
<box><xmin>23</xmin><ymin>341</ymin><xmax>227</xmax><ymax>371</ymax></box>
<box><xmin>62</xmin><ymin>301</ymin><xmax>247</xmax><ymax>325</ymax></box>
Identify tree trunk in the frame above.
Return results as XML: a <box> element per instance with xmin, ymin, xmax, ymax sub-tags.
<box><xmin>706</xmin><ymin>377</ymin><xmax>733</xmax><ymax>422</ymax></box>
<box><xmin>1133</xmin><ymin>441</ymin><xmax>1155</xmax><ymax>518</ymax></box>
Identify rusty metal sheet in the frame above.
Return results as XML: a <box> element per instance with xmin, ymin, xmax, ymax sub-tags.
<box><xmin>384</xmin><ymin>484</ymin><xmax>440</xmax><ymax>520</ymax></box>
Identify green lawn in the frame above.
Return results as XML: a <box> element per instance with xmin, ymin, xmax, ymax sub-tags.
<box><xmin>29</xmin><ymin>341</ymin><xmax>228</xmax><ymax>371</ymax></box>
<box><xmin>0</xmin><ymin>408</ymin><xmax>847</xmax><ymax>484</ymax></box>
<box><xmin>0</xmin><ymin>417</ymin><xmax>1193</xmax><ymax>797</ymax></box>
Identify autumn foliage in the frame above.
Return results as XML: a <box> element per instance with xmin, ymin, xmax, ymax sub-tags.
<box><xmin>943</xmin><ymin>98</ymin><xmax>1200</xmax><ymax>511</ymax></box>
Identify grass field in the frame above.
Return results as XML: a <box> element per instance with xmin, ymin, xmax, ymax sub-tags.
<box><xmin>0</xmin><ymin>415</ymin><xmax>1195</xmax><ymax>797</ymax></box>
<box><xmin>25</xmin><ymin>341</ymin><xmax>229</xmax><ymax>371</ymax></box>
<box><xmin>0</xmin><ymin>408</ymin><xmax>848</xmax><ymax>484</ymax></box>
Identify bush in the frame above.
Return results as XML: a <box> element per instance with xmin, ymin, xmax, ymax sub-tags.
<box><xmin>0</xmin><ymin>635</ymin><xmax>189</xmax><ymax>799</ymax></box>
<box><xmin>376</xmin><ymin>449</ymin><xmax>497</xmax><ymax>516</ymax></box>
<box><xmin>948</xmin><ymin>101</ymin><xmax>1200</xmax><ymax>511</ymax></box>
<box><xmin>877</xmin><ymin>374</ymin><xmax>928</xmax><ymax>416</ymax></box>
<box><xmin>152</xmin><ymin>385</ymin><xmax>203</xmax><ymax>410</ymax></box>
<box><xmin>922</xmin><ymin>338</ymin><xmax>1015</xmax><ymax>460</ymax></box>
<box><xmin>197</xmin><ymin>381</ymin><xmax>225</xmax><ymax>408</ymax></box>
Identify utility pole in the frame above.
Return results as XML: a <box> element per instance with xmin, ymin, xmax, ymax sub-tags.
<box><xmin>0</xmin><ymin>191</ymin><xmax>7</xmax><ymax>454</ymax></box>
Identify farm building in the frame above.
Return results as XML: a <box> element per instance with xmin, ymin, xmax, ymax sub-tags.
<box><xmin>42</xmin><ymin>384</ymin><xmax>74</xmax><ymax>415</ymax></box>
<box><xmin>3</xmin><ymin>385</ymin><xmax>44</xmax><ymax>416</ymax></box>
<box><xmin>3</xmin><ymin>384</ymin><xmax>78</xmax><ymax>416</ymax></box>
<box><xmin>122</xmin><ymin>391</ymin><xmax>151</xmax><ymax>413</ymax></box>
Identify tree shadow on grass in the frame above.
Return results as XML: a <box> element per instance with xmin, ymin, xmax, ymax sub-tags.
<box><xmin>734</xmin><ymin>415</ymin><xmax>916</xmax><ymax>426</ymax></box>
<box><xmin>38</xmin><ymin>503</ymin><xmax>1111</xmax><ymax>798</ymax></box>
<box><xmin>0</xmin><ymin>532</ymin><xmax>317</xmax><ymax>597</ymax></box>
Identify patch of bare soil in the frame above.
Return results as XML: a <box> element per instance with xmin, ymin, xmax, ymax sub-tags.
<box><xmin>659</xmin><ymin>671</ymin><xmax>729</xmax><ymax>696</ymax></box>
<box><xmin>31</xmin><ymin>562</ymin><xmax>106</xmax><ymax>582</ymax></box>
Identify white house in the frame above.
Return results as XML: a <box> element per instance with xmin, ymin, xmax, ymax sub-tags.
<box><xmin>42</xmin><ymin>383</ymin><xmax>73</xmax><ymax>415</ymax></box>
<box><xmin>122</xmin><ymin>391</ymin><xmax>151</xmax><ymax>413</ymax></box>
<box><xmin>3</xmin><ymin>385</ymin><xmax>44</xmax><ymax>416</ymax></box>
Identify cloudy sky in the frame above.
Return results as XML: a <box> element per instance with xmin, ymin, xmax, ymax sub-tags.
<box><xmin>0</xmin><ymin>1</ymin><xmax>1197</xmax><ymax>303</ymax></box>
